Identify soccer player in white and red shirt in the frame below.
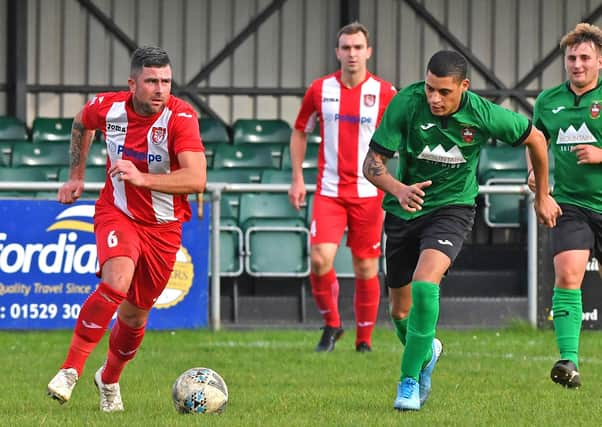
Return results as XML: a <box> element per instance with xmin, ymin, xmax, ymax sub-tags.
<box><xmin>47</xmin><ymin>46</ymin><xmax>206</xmax><ymax>412</ymax></box>
<box><xmin>288</xmin><ymin>22</ymin><xmax>396</xmax><ymax>353</ymax></box>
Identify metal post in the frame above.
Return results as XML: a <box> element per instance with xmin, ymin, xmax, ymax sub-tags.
<box><xmin>210</xmin><ymin>188</ymin><xmax>222</xmax><ymax>331</ymax></box>
<box><xmin>526</xmin><ymin>191</ymin><xmax>538</xmax><ymax>327</ymax></box>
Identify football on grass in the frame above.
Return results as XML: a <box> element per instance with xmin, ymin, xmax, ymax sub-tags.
<box><xmin>172</xmin><ymin>367</ymin><xmax>228</xmax><ymax>414</ymax></box>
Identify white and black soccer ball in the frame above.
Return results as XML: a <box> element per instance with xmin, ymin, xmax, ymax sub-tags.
<box><xmin>172</xmin><ymin>367</ymin><xmax>228</xmax><ymax>414</ymax></box>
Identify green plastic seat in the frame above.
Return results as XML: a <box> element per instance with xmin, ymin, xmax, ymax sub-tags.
<box><xmin>208</xmin><ymin>168</ymin><xmax>263</xmax><ymax>184</ymax></box>
<box><xmin>11</xmin><ymin>142</ymin><xmax>70</xmax><ymax>181</ymax></box>
<box><xmin>232</xmin><ymin>119</ymin><xmax>291</xmax><ymax>145</ymax></box>
<box><xmin>0</xmin><ymin>116</ymin><xmax>28</xmax><ymax>140</ymax></box>
<box><xmin>12</xmin><ymin>141</ymin><xmax>70</xmax><ymax>167</ymax></box>
<box><xmin>0</xmin><ymin>166</ymin><xmax>52</xmax><ymax>197</ymax></box>
<box><xmin>333</xmin><ymin>230</ymin><xmax>355</xmax><ymax>278</ymax></box>
<box><xmin>261</xmin><ymin>168</ymin><xmax>318</xmax><ymax>185</ymax></box>
<box><xmin>213</xmin><ymin>144</ymin><xmax>280</xmax><ymax>170</ymax></box>
<box><xmin>307</xmin><ymin>126</ymin><xmax>322</xmax><ymax>144</ymax></box>
<box><xmin>239</xmin><ymin>193</ymin><xmax>309</xmax><ymax>277</ymax></box>
<box><xmin>200</xmin><ymin>117</ymin><xmax>230</xmax><ymax>144</ymax></box>
<box><xmin>0</xmin><ymin>141</ymin><xmax>15</xmax><ymax>167</ymax></box>
<box><xmin>87</xmin><ymin>142</ymin><xmax>108</xmax><ymax>166</ymax></box>
<box><xmin>281</xmin><ymin>144</ymin><xmax>320</xmax><ymax>170</ymax></box>
<box><xmin>209</xmin><ymin>197</ymin><xmax>244</xmax><ymax>277</ymax></box>
<box><xmin>31</xmin><ymin>117</ymin><xmax>73</xmax><ymax>143</ymax></box>
<box><xmin>58</xmin><ymin>166</ymin><xmax>107</xmax><ymax>182</ymax></box>
<box><xmin>478</xmin><ymin>144</ymin><xmax>527</xmax><ymax>184</ymax></box>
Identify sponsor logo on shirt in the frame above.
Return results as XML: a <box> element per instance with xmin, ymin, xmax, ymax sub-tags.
<box><xmin>322</xmin><ymin>112</ymin><xmax>373</xmax><ymax>124</ymax></box>
<box><xmin>117</xmin><ymin>145</ymin><xmax>163</xmax><ymax>163</ymax></box>
<box><xmin>417</xmin><ymin>144</ymin><xmax>466</xmax><ymax>165</ymax></box>
<box><xmin>420</xmin><ymin>123</ymin><xmax>436</xmax><ymax>130</ymax></box>
<box><xmin>106</xmin><ymin>123</ymin><xmax>127</xmax><ymax>133</ymax></box>
<box><xmin>556</xmin><ymin>123</ymin><xmax>597</xmax><ymax>145</ymax></box>
<box><xmin>323</xmin><ymin>97</ymin><xmax>339</xmax><ymax>103</ymax></box>
<box><xmin>552</xmin><ymin>106</ymin><xmax>565</xmax><ymax>114</ymax></box>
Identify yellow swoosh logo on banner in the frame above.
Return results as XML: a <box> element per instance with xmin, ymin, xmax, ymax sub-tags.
<box><xmin>46</xmin><ymin>220</ymin><xmax>94</xmax><ymax>233</ymax></box>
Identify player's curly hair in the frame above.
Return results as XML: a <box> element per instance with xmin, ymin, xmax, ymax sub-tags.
<box><xmin>337</xmin><ymin>21</ymin><xmax>371</xmax><ymax>47</ymax></box>
<box><xmin>560</xmin><ymin>23</ymin><xmax>602</xmax><ymax>53</ymax></box>
<box><xmin>130</xmin><ymin>46</ymin><xmax>171</xmax><ymax>77</ymax></box>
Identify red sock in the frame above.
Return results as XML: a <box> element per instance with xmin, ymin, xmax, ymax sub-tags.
<box><xmin>310</xmin><ymin>269</ymin><xmax>340</xmax><ymax>327</ymax></box>
<box><xmin>102</xmin><ymin>317</ymin><xmax>146</xmax><ymax>384</ymax></box>
<box><xmin>62</xmin><ymin>282</ymin><xmax>126</xmax><ymax>376</ymax></box>
<box><xmin>354</xmin><ymin>276</ymin><xmax>381</xmax><ymax>346</ymax></box>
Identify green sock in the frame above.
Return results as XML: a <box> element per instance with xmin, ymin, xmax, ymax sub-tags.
<box><xmin>400</xmin><ymin>281</ymin><xmax>439</xmax><ymax>381</ymax></box>
<box><xmin>392</xmin><ymin>317</ymin><xmax>408</xmax><ymax>346</ymax></box>
<box><xmin>552</xmin><ymin>287</ymin><xmax>582</xmax><ymax>368</ymax></box>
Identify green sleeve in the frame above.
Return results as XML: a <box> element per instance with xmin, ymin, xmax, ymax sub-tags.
<box><xmin>532</xmin><ymin>94</ymin><xmax>549</xmax><ymax>140</ymax></box>
<box><xmin>371</xmin><ymin>90</ymin><xmax>411</xmax><ymax>152</ymax></box>
<box><xmin>479</xmin><ymin>99</ymin><xmax>531</xmax><ymax>146</ymax></box>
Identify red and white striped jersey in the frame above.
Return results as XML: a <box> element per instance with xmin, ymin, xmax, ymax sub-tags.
<box><xmin>81</xmin><ymin>91</ymin><xmax>204</xmax><ymax>224</ymax></box>
<box><xmin>294</xmin><ymin>70</ymin><xmax>396</xmax><ymax>198</ymax></box>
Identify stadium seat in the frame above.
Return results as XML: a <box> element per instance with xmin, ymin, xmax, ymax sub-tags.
<box><xmin>0</xmin><ymin>141</ymin><xmax>13</xmax><ymax>167</ymax></box>
<box><xmin>333</xmin><ymin>230</ymin><xmax>355</xmax><ymax>278</ymax></box>
<box><xmin>209</xmin><ymin>197</ymin><xmax>244</xmax><ymax>277</ymax></box>
<box><xmin>208</xmin><ymin>168</ymin><xmax>262</xmax><ymax>185</ymax></box>
<box><xmin>11</xmin><ymin>141</ymin><xmax>71</xmax><ymax>180</ymax></box>
<box><xmin>58</xmin><ymin>166</ymin><xmax>107</xmax><ymax>182</ymax></box>
<box><xmin>87</xmin><ymin>142</ymin><xmax>107</xmax><ymax>166</ymax></box>
<box><xmin>232</xmin><ymin>119</ymin><xmax>291</xmax><ymax>145</ymax></box>
<box><xmin>200</xmin><ymin>117</ymin><xmax>230</xmax><ymax>144</ymax></box>
<box><xmin>239</xmin><ymin>193</ymin><xmax>310</xmax><ymax>277</ymax></box>
<box><xmin>307</xmin><ymin>126</ymin><xmax>322</xmax><ymax>144</ymax></box>
<box><xmin>213</xmin><ymin>144</ymin><xmax>280</xmax><ymax>171</ymax></box>
<box><xmin>31</xmin><ymin>117</ymin><xmax>73</xmax><ymax>143</ymax></box>
<box><xmin>477</xmin><ymin>144</ymin><xmax>530</xmax><ymax>228</ymax></box>
<box><xmin>281</xmin><ymin>144</ymin><xmax>320</xmax><ymax>170</ymax></box>
<box><xmin>477</xmin><ymin>144</ymin><xmax>527</xmax><ymax>184</ymax></box>
<box><xmin>0</xmin><ymin>116</ymin><xmax>28</xmax><ymax>140</ymax></box>
<box><xmin>0</xmin><ymin>166</ymin><xmax>51</xmax><ymax>197</ymax></box>
<box><xmin>483</xmin><ymin>171</ymin><xmax>528</xmax><ymax>228</ymax></box>
<box><xmin>261</xmin><ymin>168</ymin><xmax>318</xmax><ymax>185</ymax></box>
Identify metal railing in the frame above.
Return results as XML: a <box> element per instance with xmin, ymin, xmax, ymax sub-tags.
<box><xmin>0</xmin><ymin>182</ymin><xmax>538</xmax><ymax>329</ymax></box>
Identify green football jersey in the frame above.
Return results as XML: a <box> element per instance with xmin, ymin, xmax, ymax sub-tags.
<box><xmin>533</xmin><ymin>80</ymin><xmax>602</xmax><ymax>214</ymax></box>
<box><xmin>372</xmin><ymin>81</ymin><xmax>530</xmax><ymax>220</ymax></box>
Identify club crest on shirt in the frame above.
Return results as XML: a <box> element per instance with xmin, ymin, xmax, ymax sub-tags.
<box><xmin>590</xmin><ymin>101</ymin><xmax>601</xmax><ymax>119</ymax></box>
<box><xmin>363</xmin><ymin>94</ymin><xmax>376</xmax><ymax>107</ymax></box>
<box><xmin>151</xmin><ymin>127</ymin><xmax>166</xmax><ymax>144</ymax></box>
<box><xmin>461</xmin><ymin>127</ymin><xmax>474</xmax><ymax>143</ymax></box>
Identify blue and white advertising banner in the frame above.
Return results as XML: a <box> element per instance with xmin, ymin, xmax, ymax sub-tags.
<box><xmin>0</xmin><ymin>200</ymin><xmax>209</xmax><ymax>330</ymax></box>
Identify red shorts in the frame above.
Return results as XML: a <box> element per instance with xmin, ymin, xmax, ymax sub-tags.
<box><xmin>94</xmin><ymin>203</ymin><xmax>182</xmax><ymax>310</ymax></box>
<box><xmin>309</xmin><ymin>193</ymin><xmax>384</xmax><ymax>258</ymax></box>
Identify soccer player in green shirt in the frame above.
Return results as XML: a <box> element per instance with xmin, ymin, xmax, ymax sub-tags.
<box><xmin>363</xmin><ymin>50</ymin><xmax>561</xmax><ymax>411</ymax></box>
<box><xmin>528</xmin><ymin>23</ymin><xmax>602</xmax><ymax>389</ymax></box>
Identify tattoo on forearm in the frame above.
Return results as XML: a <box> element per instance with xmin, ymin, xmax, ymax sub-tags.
<box><xmin>70</xmin><ymin>120</ymin><xmax>85</xmax><ymax>168</ymax></box>
<box><xmin>364</xmin><ymin>150</ymin><xmax>387</xmax><ymax>177</ymax></box>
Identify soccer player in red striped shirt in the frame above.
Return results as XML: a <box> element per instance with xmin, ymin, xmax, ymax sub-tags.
<box><xmin>47</xmin><ymin>46</ymin><xmax>206</xmax><ymax>412</ymax></box>
<box><xmin>289</xmin><ymin>22</ymin><xmax>396</xmax><ymax>352</ymax></box>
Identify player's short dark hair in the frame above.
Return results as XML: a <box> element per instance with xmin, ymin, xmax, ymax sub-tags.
<box><xmin>427</xmin><ymin>50</ymin><xmax>468</xmax><ymax>81</ymax></box>
<box><xmin>130</xmin><ymin>46</ymin><xmax>171</xmax><ymax>77</ymax></box>
<box><xmin>336</xmin><ymin>21</ymin><xmax>371</xmax><ymax>47</ymax></box>
<box><xmin>560</xmin><ymin>22</ymin><xmax>602</xmax><ymax>53</ymax></box>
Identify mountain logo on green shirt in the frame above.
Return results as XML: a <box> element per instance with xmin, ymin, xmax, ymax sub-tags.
<box><xmin>557</xmin><ymin>123</ymin><xmax>597</xmax><ymax>145</ymax></box>
<box><xmin>417</xmin><ymin>144</ymin><xmax>466</xmax><ymax>164</ymax></box>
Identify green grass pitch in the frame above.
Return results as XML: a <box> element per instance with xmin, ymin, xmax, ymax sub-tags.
<box><xmin>1</xmin><ymin>325</ymin><xmax>601</xmax><ymax>426</ymax></box>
